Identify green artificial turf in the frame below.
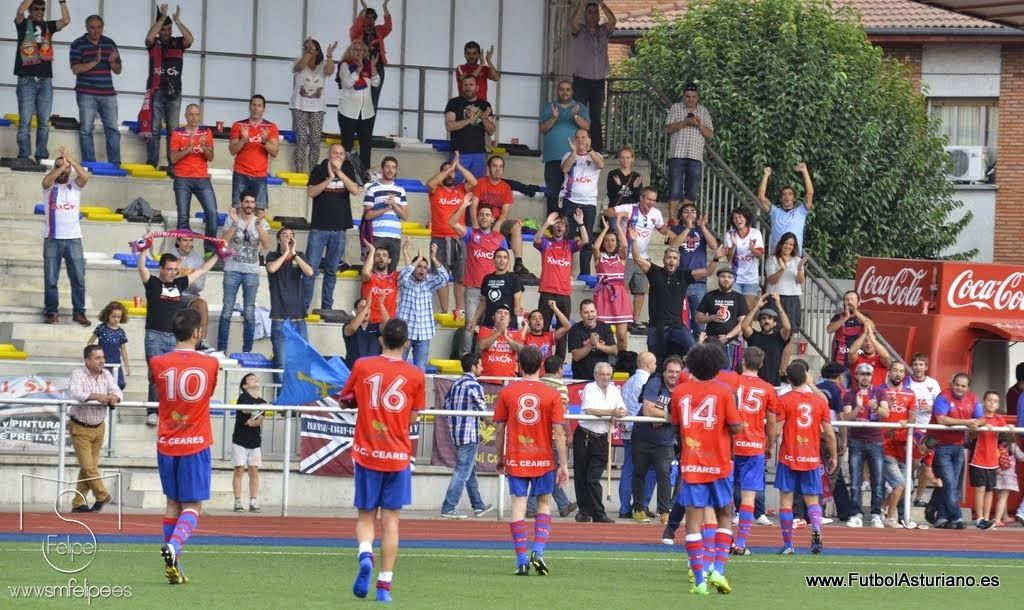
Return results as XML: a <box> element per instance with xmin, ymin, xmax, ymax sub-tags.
<box><xmin>1</xmin><ymin>543</ymin><xmax>1021</xmax><ymax>608</ymax></box>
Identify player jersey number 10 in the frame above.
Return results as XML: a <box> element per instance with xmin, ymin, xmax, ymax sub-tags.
<box><xmin>365</xmin><ymin>374</ymin><xmax>408</xmax><ymax>412</ymax></box>
<box><xmin>678</xmin><ymin>395</ymin><xmax>717</xmax><ymax>429</ymax></box>
<box><xmin>159</xmin><ymin>368</ymin><xmax>210</xmax><ymax>401</ymax></box>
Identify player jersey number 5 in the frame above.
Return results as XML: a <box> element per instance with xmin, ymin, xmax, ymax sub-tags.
<box><xmin>365</xmin><ymin>373</ymin><xmax>408</xmax><ymax>412</ymax></box>
<box><xmin>159</xmin><ymin>367</ymin><xmax>210</xmax><ymax>401</ymax></box>
<box><xmin>678</xmin><ymin>395</ymin><xmax>717</xmax><ymax>428</ymax></box>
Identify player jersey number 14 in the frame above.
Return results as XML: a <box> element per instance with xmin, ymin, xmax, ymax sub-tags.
<box><xmin>678</xmin><ymin>395</ymin><xmax>717</xmax><ymax>429</ymax></box>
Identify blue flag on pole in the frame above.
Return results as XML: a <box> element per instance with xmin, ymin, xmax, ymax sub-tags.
<box><xmin>274</xmin><ymin>320</ymin><xmax>350</xmax><ymax>406</ymax></box>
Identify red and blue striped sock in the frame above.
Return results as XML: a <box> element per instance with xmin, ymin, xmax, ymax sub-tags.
<box><xmin>510</xmin><ymin>520</ymin><xmax>529</xmax><ymax>566</ymax></box>
<box><xmin>169</xmin><ymin>508</ymin><xmax>199</xmax><ymax>556</ymax></box>
<box><xmin>533</xmin><ymin>513</ymin><xmax>551</xmax><ymax>556</ymax></box>
<box><xmin>162</xmin><ymin>517</ymin><xmax>175</xmax><ymax>543</ymax></box>
<box><xmin>701</xmin><ymin>523</ymin><xmax>716</xmax><ymax>562</ymax></box>
<box><xmin>807</xmin><ymin>503</ymin><xmax>823</xmax><ymax>533</ymax></box>
<box><xmin>734</xmin><ymin>504</ymin><xmax>754</xmax><ymax>550</ymax></box>
<box><xmin>780</xmin><ymin>508</ymin><xmax>794</xmax><ymax>549</ymax></box>
<box><xmin>685</xmin><ymin>534</ymin><xmax>705</xmax><ymax>586</ymax></box>
<box><xmin>713</xmin><ymin>529</ymin><xmax>732</xmax><ymax>575</ymax></box>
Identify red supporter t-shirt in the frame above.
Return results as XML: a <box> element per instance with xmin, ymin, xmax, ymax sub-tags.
<box><xmin>851</xmin><ymin>352</ymin><xmax>888</xmax><ymax>388</ymax></box>
<box><xmin>734</xmin><ymin>374</ymin><xmax>779</xmax><ymax>456</ymax></box>
<box><xmin>478</xmin><ymin>326</ymin><xmax>519</xmax><ymax>378</ymax></box>
<box><xmin>536</xmin><ymin>237</ymin><xmax>579</xmax><ymax>296</ymax></box>
<box><xmin>670</xmin><ymin>379</ymin><xmax>741</xmax><ymax>484</ymax></box>
<box><xmin>494</xmin><ymin>379</ymin><xmax>564</xmax><ymax>477</ymax></box>
<box><xmin>521</xmin><ymin>330</ymin><xmax>557</xmax><ymax>360</ymax></box>
<box><xmin>230</xmin><ymin>119</ymin><xmax>279</xmax><ymax>177</ymax></box>
<box><xmin>430</xmin><ymin>184</ymin><xmax>466</xmax><ymax>238</ymax></box>
<box><xmin>879</xmin><ymin>384</ymin><xmax>916</xmax><ymax>460</ymax></box>
<box><xmin>455</xmin><ymin>64</ymin><xmax>494</xmax><ymax>101</ymax></box>
<box><xmin>151</xmin><ymin>350</ymin><xmax>220</xmax><ymax>457</ymax></box>
<box><xmin>362</xmin><ymin>272</ymin><xmax>398</xmax><ymax>324</ymax></box>
<box><xmin>340</xmin><ymin>356</ymin><xmax>426</xmax><ymax>472</ymax></box>
<box><xmin>474</xmin><ymin>179</ymin><xmax>513</xmax><ymax>218</ymax></box>
<box><xmin>776</xmin><ymin>389</ymin><xmax>831</xmax><ymax>471</ymax></box>
<box><xmin>971</xmin><ymin>413</ymin><xmax>1007</xmax><ymax>469</ymax></box>
<box><xmin>170</xmin><ymin>127</ymin><xmax>213</xmax><ymax>179</ymax></box>
<box><xmin>463</xmin><ymin>227</ymin><xmax>508</xmax><ymax>289</ymax></box>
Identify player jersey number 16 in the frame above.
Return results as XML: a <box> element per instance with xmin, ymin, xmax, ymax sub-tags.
<box><xmin>159</xmin><ymin>367</ymin><xmax>210</xmax><ymax>401</ymax></box>
<box><xmin>678</xmin><ymin>395</ymin><xmax>717</xmax><ymax>429</ymax></box>
<box><xmin>365</xmin><ymin>373</ymin><xmax>408</xmax><ymax>412</ymax></box>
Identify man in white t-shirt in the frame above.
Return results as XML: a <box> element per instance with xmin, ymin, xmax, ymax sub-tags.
<box><xmin>606</xmin><ymin>186</ymin><xmax>668</xmax><ymax>334</ymax></box>
<box><xmin>905</xmin><ymin>351</ymin><xmax>941</xmax><ymax>507</ymax></box>
<box><xmin>41</xmin><ymin>147</ymin><xmax>91</xmax><ymax>326</ymax></box>
<box><xmin>757</xmin><ymin>163</ymin><xmax>815</xmax><ymax>254</ymax></box>
<box><xmin>560</xmin><ymin>128</ymin><xmax>604</xmax><ymax>276</ymax></box>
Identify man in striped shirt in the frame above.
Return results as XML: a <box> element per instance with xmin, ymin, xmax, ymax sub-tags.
<box><xmin>363</xmin><ymin>156</ymin><xmax>408</xmax><ymax>272</ymax></box>
<box><xmin>396</xmin><ymin>240</ymin><xmax>450</xmax><ymax>369</ymax></box>
<box><xmin>67</xmin><ymin>344</ymin><xmax>122</xmax><ymax>513</ymax></box>
<box><xmin>69</xmin><ymin>15</ymin><xmax>121</xmax><ymax>164</ymax></box>
<box><xmin>440</xmin><ymin>353</ymin><xmax>494</xmax><ymax>519</ymax></box>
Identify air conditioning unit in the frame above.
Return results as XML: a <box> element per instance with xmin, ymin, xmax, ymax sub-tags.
<box><xmin>944</xmin><ymin>145</ymin><xmax>988</xmax><ymax>182</ymax></box>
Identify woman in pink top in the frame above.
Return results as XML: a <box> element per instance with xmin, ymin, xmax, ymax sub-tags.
<box><xmin>593</xmin><ymin>215</ymin><xmax>631</xmax><ymax>351</ymax></box>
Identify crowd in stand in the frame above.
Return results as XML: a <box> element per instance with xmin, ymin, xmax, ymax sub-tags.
<box><xmin>20</xmin><ymin>0</ymin><xmax>1024</xmax><ymax>531</ymax></box>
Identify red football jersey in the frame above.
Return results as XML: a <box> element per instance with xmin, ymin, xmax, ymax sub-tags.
<box><xmin>535</xmin><ymin>237</ymin><xmax>578</xmax><ymax>296</ymax></box>
<box><xmin>478</xmin><ymin>326</ymin><xmax>519</xmax><ymax>378</ymax></box>
<box><xmin>521</xmin><ymin>330</ymin><xmax>557</xmax><ymax>360</ymax></box>
<box><xmin>151</xmin><ymin>350</ymin><xmax>220</xmax><ymax>457</ymax></box>
<box><xmin>734</xmin><ymin>374</ymin><xmax>779</xmax><ymax>456</ymax></box>
<box><xmin>776</xmin><ymin>389</ymin><xmax>830</xmax><ymax>471</ymax></box>
<box><xmin>362</xmin><ymin>272</ymin><xmax>398</xmax><ymax>324</ymax></box>
<box><xmin>670</xmin><ymin>379</ymin><xmax>741</xmax><ymax>484</ymax></box>
<box><xmin>463</xmin><ymin>228</ymin><xmax>508</xmax><ymax>289</ymax></box>
<box><xmin>715</xmin><ymin>370</ymin><xmax>740</xmax><ymax>393</ymax></box>
<box><xmin>970</xmin><ymin>413</ymin><xmax>1006</xmax><ymax>469</ymax></box>
<box><xmin>341</xmin><ymin>356</ymin><xmax>426</xmax><ymax>472</ymax></box>
<box><xmin>878</xmin><ymin>384</ymin><xmax>916</xmax><ymax>460</ymax></box>
<box><xmin>493</xmin><ymin>379</ymin><xmax>564</xmax><ymax>478</ymax></box>
<box><xmin>429</xmin><ymin>184</ymin><xmax>466</xmax><ymax>238</ymax></box>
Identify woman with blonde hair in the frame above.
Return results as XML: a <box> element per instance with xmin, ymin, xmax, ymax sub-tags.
<box><xmin>336</xmin><ymin>40</ymin><xmax>379</xmax><ymax>177</ymax></box>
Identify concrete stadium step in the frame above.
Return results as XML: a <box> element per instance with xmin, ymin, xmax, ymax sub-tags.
<box><xmin>0</xmin><ymin>286</ymin><xmax>95</xmax><ymax>310</ymax></box>
<box><xmin>123</xmin><ymin>470</ymin><xmax>234</xmax><ymax>509</ymax></box>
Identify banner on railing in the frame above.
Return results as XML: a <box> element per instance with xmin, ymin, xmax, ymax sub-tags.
<box><xmin>0</xmin><ymin>375</ymin><xmax>70</xmax><ymax>452</ymax></box>
<box><xmin>298</xmin><ymin>395</ymin><xmax>420</xmax><ymax>477</ymax></box>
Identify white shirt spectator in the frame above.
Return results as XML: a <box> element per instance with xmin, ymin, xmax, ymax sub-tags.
<box><xmin>337</xmin><ymin>61</ymin><xmax>380</xmax><ymax>120</ymax></box>
<box><xmin>42</xmin><ymin>181</ymin><xmax>83</xmax><ymax>239</ymax></box>
<box><xmin>614</xmin><ymin>203</ymin><xmax>664</xmax><ymax>260</ymax></box>
<box><xmin>765</xmin><ymin>255</ymin><xmax>803</xmax><ymax>295</ymax></box>
<box><xmin>725</xmin><ymin>226</ymin><xmax>764</xmax><ymax>285</ymax></box>
<box><xmin>580</xmin><ymin>380</ymin><xmax>625</xmax><ymax>435</ymax></box>
<box><xmin>560</xmin><ymin>152</ymin><xmax>601</xmax><ymax>206</ymax></box>
<box><xmin>665</xmin><ymin>102</ymin><xmax>714</xmax><ymax>162</ymax></box>
<box><xmin>907</xmin><ymin>375</ymin><xmax>941</xmax><ymax>426</ymax></box>
<box><xmin>619</xmin><ymin>368</ymin><xmax>651</xmax><ymax>440</ymax></box>
<box><xmin>223</xmin><ymin>216</ymin><xmax>271</xmax><ymax>274</ymax></box>
<box><xmin>290</xmin><ymin>64</ymin><xmax>328</xmax><ymax>113</ymax></box>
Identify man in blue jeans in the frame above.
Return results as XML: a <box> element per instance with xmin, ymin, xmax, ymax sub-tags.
<box><xmin>69</xmin><ymin>15</ymin><xmax>121</xmax><ymax>164</ymax></box>
<box><xmin>14</xmin><ymin>0</ymin><xmax>70</xmax><ymax>165</ymax></box>
<box><xmin>266</xmin><ymin>228</ymin><xmax>313</xmax><ymax>385</ymax></box>
<box><xmin>931</xmin><ymin>373</ymin><xmax>983</xmax><ymax>529</ymax></box>
<box><xmin>218</xmin><ymin>194</ymin><xmax>271</xmax><ymax>353</ymax></box>
<box><xmin>664</xmin><ymin>82</ymin><xmax>714</xmax><ymax>224</ymax></box>
<box><xmin>618</xmin><ymin>351</ymin><xmax>657</xmax><ymax>519</ymax></box>
<box><xmin>842</xmin><ymin>362</ymin><xmax>889</xmax><ymax>528</ymax></box>
<box><xmin>144</xmin><ymin>4</ymin><xmax>194</xmax><ymax>171</ymax></box>
<box><xmin>304</xmin><ymin>145</ymin><xmax>361</xmax><ymax>311</ymax></box>
<box><xmin>170</xmin><ymin>104</ymin><xmax>218</xmax><ymax>252</ymax></box>
<box><xmin>41</xmin><ymin>148</ymin><xmax>89</xmax><ymax>325</ymax></box>
<box><xmin>440</xmin><ymin>353</ymin><xmax>494</xmax><ymax>519</ymax></box>
<box><xmin>668</xmin><ymin>202</ymin><xmax>719</xmax><ymax>337</ymax></box>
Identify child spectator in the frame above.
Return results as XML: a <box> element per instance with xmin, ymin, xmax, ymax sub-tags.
<box><xmin>968</xmin><ymin>391</ymin><xmax>1006</xmax><ymax>530</ymax></box>
<box><xmin>88</xmin><ymin>301</ymin><xmax>130</xmax><ymax>390</ymax></box>
<box><xmin>232</xmin><ymin>373</ymin><xmax>266</xmax><ymax>513</ymax></box>
<box><xmin>992</xmin><ymin>432</ymin><xmax>1024</xmax><ymax>526</ymax></box>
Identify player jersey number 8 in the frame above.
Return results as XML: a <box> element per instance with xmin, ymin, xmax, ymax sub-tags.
<box><xmin>517</xmin><ymin>394</ymin><xmax>540</xmax><ymax>424</ymax></box>
<box><xmin>679</xmin><ymin>395</ymin><xmax>717</xmax><ymax>429</ymax></box>
<box><xmin>365</xmin><ymin>374</ymin><xmax>408</xmax><ymax>412</ymax></box>
<box><xmin>159</xmin><ymin>367</ymin><xmax>210</xmax><ymax>401</ymax></box>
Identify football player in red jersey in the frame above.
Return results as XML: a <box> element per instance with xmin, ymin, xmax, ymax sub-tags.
<box><xmin>671</xmin><ymin>342</ymin><xmax>742</xmax><ymax>595</ymax></box>
<box><xmin>341</xmin><ymin>319</ymin><xmax>426</xmax><ymax>603</ymax></box>
<box><xmin>732</xmin><ymin>347</ymin><xmax>778</xmax><ymax>554</ymax></box>
<box><xmin>774</xmin><ymin>362</ymin><xmax>837</xmax><ymax>556</ymax></box>
<box><xmin>151</xmin><ymin>309</ymin><xmax>220</xmax><ymax>585</ymax></box>
<box><xmin>494</xmin><ymin>346</ymin><xmax>569</xmax><ymax>576</ymax></box>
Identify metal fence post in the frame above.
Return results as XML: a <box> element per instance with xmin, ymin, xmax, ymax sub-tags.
<box><xmin>903</xmin><ymin>425</ymin><xmax>914</xmax><ymax>525</ymax></box>
<box><xmin>417</xmin><ymin>68</ymin><xmax>426</xmax><ymax>142</ymax></box>
<box><xmin>281</xmin><ymin>408</ymin><xmax>292</xmax><ymax>517</ymax></box>
<box><xmin>57</xmin><ymin>402</ymin><xmax>67</xmax><ymax>512</ymax></box>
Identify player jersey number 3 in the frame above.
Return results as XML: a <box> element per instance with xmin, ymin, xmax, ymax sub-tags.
<box><xmin>159</xmin><ymin>367</ymin><xmax>210</xmax><ymax>401</ymax></box>
<box><xmin>516</xmin><ymin>394</ymin><xmax>540</xmax><ymax>424</ymax></box>
<box><xmin>796</xmin><ymin>403</ymin><xmax>813</xmax><ymax>428</ymax></box>
<box><xmin>679</xmin><ymin>395</ymin><xmax>717</xmax><ymax>429</ymax></box>
<box><xmin>365</xmin><ymin>374</ymin><xmax>408</xmax><ymax>412</ymax></box>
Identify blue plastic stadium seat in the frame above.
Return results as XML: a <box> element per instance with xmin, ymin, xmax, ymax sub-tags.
<box><xmin>394</xmin><ymin>178</ymin><xmax>428</xmax><ymax>193</ymax></box>
<box><xmin>266</xmin><ymin>175</ymin><xmax>284</xmax><ymax>185</ymax></box>
<box><xmin>426</xmin><ymin>139</ymin><xmax>451</xmax><ymax>152</ymax></box>
<box><xmin>114</xmin><ymin>253</ymin><xmax>158</xmax><ymax>268</ymax></box>
<box><xmin>577</xmin><ymin>274</ymin><xmax>599</xmax><ymax>289</ymax></box>
<box><xmin>0</xmin><ymin>118</ymin><xmax>11</xmax><ymax>127</ymax></box>
<box><xmin>426</xmin><ymin>365</ymin><xmax>439</xmax><ymax>375</ymax></box>
<box><xmin>279</xmin><ymin>130</ymin><xmax>297</xmax><ymax>143</ymax></box>
<box><xmin>230</xmin><ymin>352</ymin><xmax>273</xmax><ymax>368</ymax></box>
<box><xmin>196</xmin><ymin>211</ymin><xmax>228</xmax><ymax>227</ymax></box>
<box><xmin>34</xmin><ymin>203</ymin><xmax>44</xmax><ymax>215</ymax></box>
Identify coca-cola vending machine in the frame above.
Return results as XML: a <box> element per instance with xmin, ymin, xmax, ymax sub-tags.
<box><xmin>855</xmin><ymin>257</ymin><xmax>1024</xmax><ymax>512</ymax></box>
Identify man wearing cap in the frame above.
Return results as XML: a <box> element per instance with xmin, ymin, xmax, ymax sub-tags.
<box><xmin>664</xmin><ymin>82</ymin><xmax>714</xmax><ymax>224</ymax></box>
<box><xmin>741</xmin><ymin>292</ymin><xmax>792</xmax><ymax>385</ymax></box>
<box><xmin>842</xmin><ymin>361</ymin><xmax>890</xmax><ymax>528</ymax></box>
<box><xmin>696</xmin><ymin>267</ymin><xmax>748</xmax><ymax>371</ymax></box>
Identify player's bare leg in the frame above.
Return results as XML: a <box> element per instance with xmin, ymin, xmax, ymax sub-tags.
<box><xmin>376</xmin><ymin>509</ymin><xmax>401</xmax><ymax>601</ymax></box>
<box><xmin>162</xmin><ymin>499</ymin><xmax>200</xmax><ymax>584</ymax></box>
<box><xmin>247</xmin><ymin>465</ymin><xmax>260</xmax><ymax>512</ymax></box>
<box><xmin>509</xmin><ymin>494</ymin><xmax>531</xmax><ymax>575</ymax></box>
<box><xmin>437</xmin><ymin>284</ymin><xmax>450</xmax><ymax>314</ymax></box>
<box><xmin>530</xmin><ymin>494</ymin><xmax>552</xmax><ymax>575</ymax></box>
<box><xmin>453</xmin><ymin>282</ymin><xmax>465</xmax><ymax>316</ymax></box>
<box><xmin>778</xmin><ymin>492</ymin><xmax>795</xmax><ymax>554</ymax></box>
<box><xmin>353</xmin><ymin>508</ymin><xmax>377</xmax><ymax>598</ymax></box>
<box><xmin>683</xmin><ymin>505</ymin><xmax>709</xmax><ymax>594</ymax></box>
<box><xmin>732</xmin><ymin>490</ymin><xmax>756</xmax><ymax>555</ymax></box>
<box><xmin>804</xmin><ymin>494</ymin><xmax>824</xmax><ymax>554</ymax></box>
<box><xmin>707</xmin><ymin>506</ymin><xmax>734</xmax><ymax>594</ymax></box>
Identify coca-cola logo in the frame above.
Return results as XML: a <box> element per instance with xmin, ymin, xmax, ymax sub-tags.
<box><xmin>946</xmin><ymin>269</ymin><xmax>1024</xmax><ymax>311</ymax></box>
<box><xmin>857</xmin><ymin>265</ymin><xmax>926</xmax><ymax>308</ymax></box>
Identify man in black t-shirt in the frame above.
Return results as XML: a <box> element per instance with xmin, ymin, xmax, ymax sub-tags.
<box><xmin>233</xmin><ymin>373</ymin><xmax>266</xmax><ymax>513</ymax></box>
<box><xmin>14</xmin><ymin>0</ymin><xmax>70</xmax><ymax>164</ymax></box>
<box><xmin>136</xmin><ymin>247</ymin><xmax>217</xmax><ymax>423</ymax></box>
<box><xmin>267</xmin><ymin>228</ymin><xmax>314</xmax><ymax>382</ymax></box>
<box><xmin>144</xmin><ymin>4</ymin><xmax>195</xmax><ymax>169</ymax></box>
<box><xmin>567</xmin><ymin>299</ymin><xmax>617</xmax><ymax>381</ymax></box>
<box><xmin>343</xmin><ymin>297</ymin><xmax>385</xmax><ymax>369</ymax></box>
<box><xmin>473</xmin><ymin>248</ymin><xmax>523</xmax><ymax>331</ymax></box>
<box><xmin>631</xmin><ymin>234</ymin><xmax>719</xmax><ymax>365</ymax></box>
<box><xmin>444</xmin><ymin>75</ymin><xmax>495</xmax><ymax>180</ymax></box>
<box><xmin>741</xmin><ymin>293</ymin><xmax>792</xmax><ymax>385</ymax></box>
<box><xmin>304</xmin><ymin>144</ymin><xmax>361</xmax><ymax>311</ymax></box>
<box><xmin>697</xmin><ymin>268</ymin><xmax>749</xmax><ymax>370</ymax></box>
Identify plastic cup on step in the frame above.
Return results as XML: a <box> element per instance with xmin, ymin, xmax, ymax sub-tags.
<box><xmin>798</xmin><ymin>340</ymin><xmax>807</xmax><ymax>355</ymax></box>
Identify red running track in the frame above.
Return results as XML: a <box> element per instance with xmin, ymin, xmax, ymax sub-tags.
<box><xmin>3</xmin><ymin>512</ymin><xmax>1022</xmax><ymax>554</ymax></box>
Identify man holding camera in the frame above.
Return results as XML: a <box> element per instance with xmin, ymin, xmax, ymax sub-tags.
<box><xmin>664</xmin><ymin>82</ymin><xmax>714</xmax><ymax>224</ymax></box>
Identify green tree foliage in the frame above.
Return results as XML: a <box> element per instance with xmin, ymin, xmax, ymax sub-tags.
<box><xmin>623</xmin><ymin>0</ymin><xmax>975</xmax><ymax>275</ymax></box>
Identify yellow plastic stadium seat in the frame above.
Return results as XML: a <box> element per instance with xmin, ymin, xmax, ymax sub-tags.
<box><xmin>403</xmin><ymin>227</ymin><xmax>431</xmax><ymax>237</ymax></box>
<box><xmin>4</xmin><ymin>113</ymin><xmax>37</xmax><ymax>128</ymax></box>
<box><xmin>79</xmin><ymin>206</ymin><xmax>112</xmax><ymax>215</ymax></box>
<box><xmin>127</xmin><ymin>307</ymin><xmax>147</xmax><ymax>317</ymax></box>
<box><xmin>490</xmin><ymin>147</ymin><xmax>506</xmax><ymax>156</ymax></box>
<box><xmin>336</xmin><ymin>269</ymin><xmax>360</xmax><ymax>279</ymax></box>
<box><xmin>275</xmin><ymin>171</ymin><xmax>309</xmax><ymax>181</ymax></box>
<box><xmin>433</xmin><ymin>313</ymin><xmax>463</xmax><ymax>329</ymax></box>
<box><xmin>130</xmin><ymin>169</ymin><xmax>168</xmax><ymax>179</ymax></box>
<box><xmin>268</xmin><ymin>220</ymin><xmax>283</xmax><ymax>231</ymax></box>
<box><xmin>120</xmin><ymin>163</ymin><xmax>156</xmax><ymax>171</ymax></box>
<box><xmin>285</xmin><ymin>179</ymin><xmax>308</xmax><ymax>187</ymax></box>
<box><xmin>117</xmin><ymin>299</ymin><xmax>134</xmax><ymax>308</ymax></box>
<box><xmin>323</xmin><ymin>137</ymin><xmax>341</xmax><ymax>145</ymax></box>
<box><xmin>85</xmin><ymin>212</ymin><xmax>124</xmax><ymax>222</ymax></box>
<box><xmin>0</xmin><ymin>344</ymin><xmax>29</xmax><ymax>360</ymax></box>
<box><xmin>612</xmin><ymin>371</ymin><xmax>629</xmax><ymax>382</ymax></box>
<box><xmin>428</xmin><ymin>359</ymin><xmax>463</xmax><ymax>375</ymax></box>
<box><xmin>305</xmin><ymin>313</ymin><xmax>322</xmax><ymax>323</ymax></box>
